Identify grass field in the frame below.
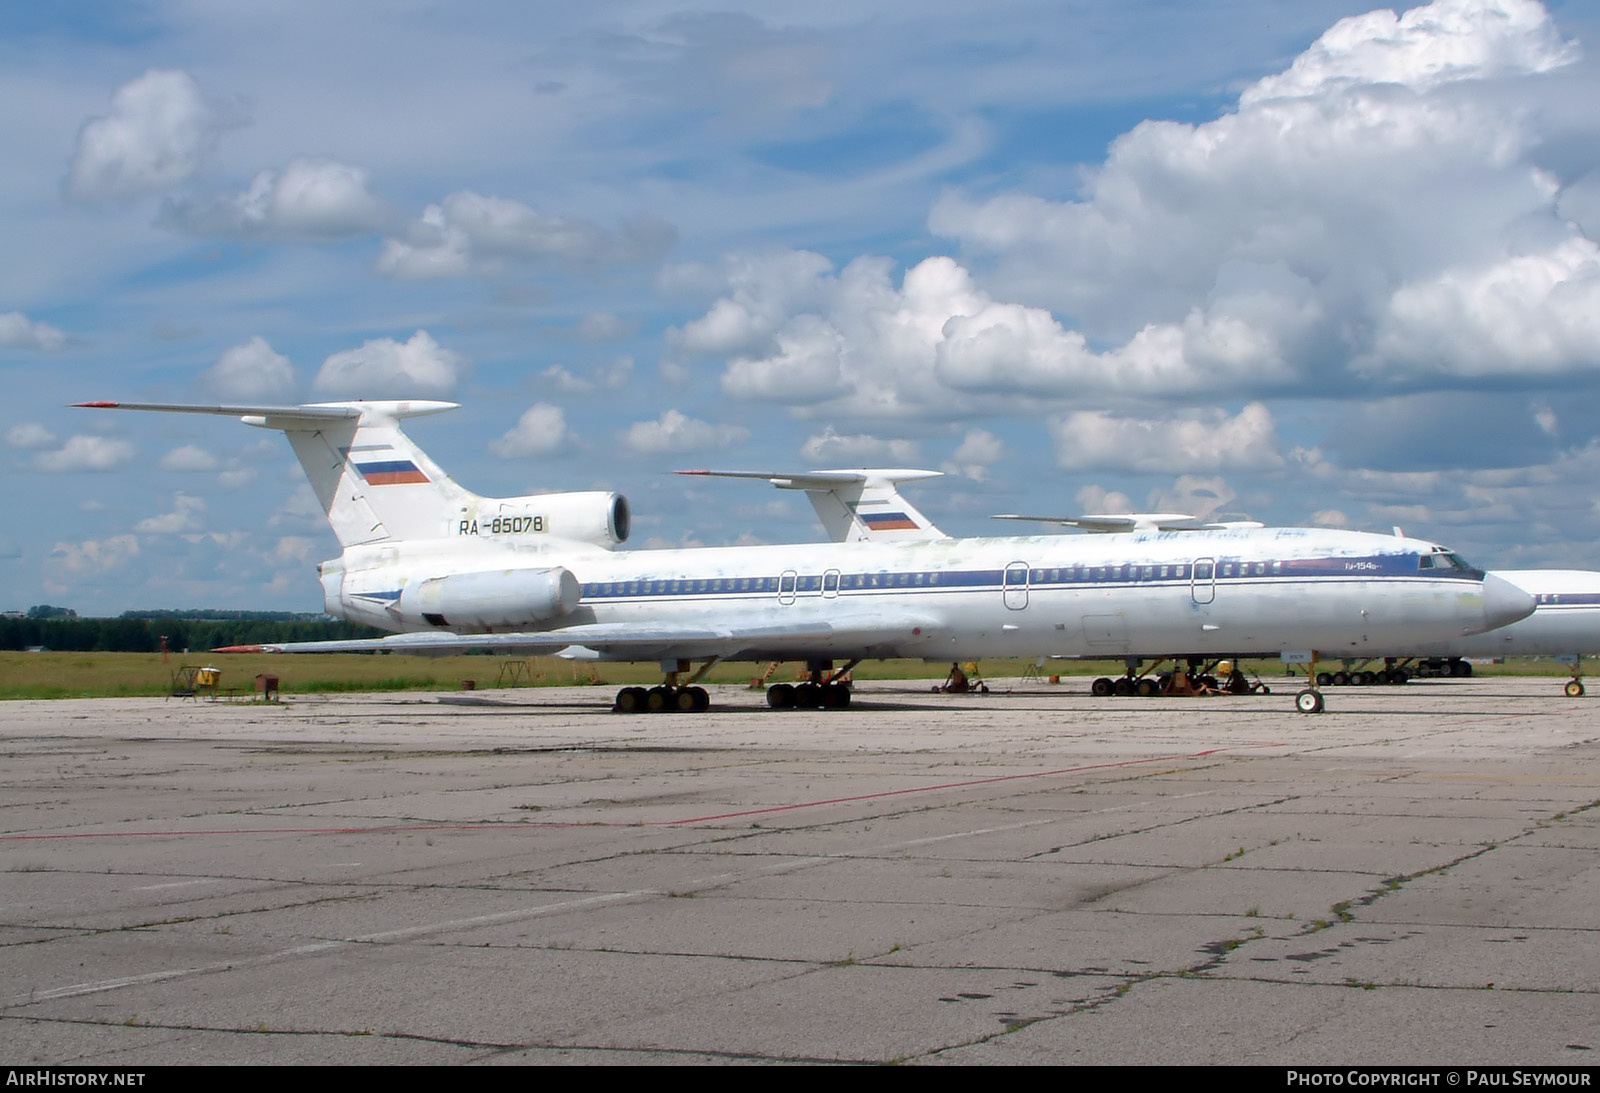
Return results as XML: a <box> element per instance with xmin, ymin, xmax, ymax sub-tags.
<box><xmin>0</xmin><ymin>650</ymin><xmax>1581</xmax><ymax>701</ymax></box>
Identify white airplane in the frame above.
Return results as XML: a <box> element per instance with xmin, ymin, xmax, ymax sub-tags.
<box><xmin>987</xmin><ymin>512</ymin><xmax>1600</xmax><ymax>698</ymax></box>
<box><xmin>705</xmin><ymin>471</ymin><xmax>1599</xmax><ymax>698</ymax></box>
<box><xmin>78</xmin><ymin>399</ymin><xmax>1533</xmax><ymax>715</ymax></box>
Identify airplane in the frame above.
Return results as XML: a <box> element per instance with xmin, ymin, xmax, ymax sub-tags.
<box><xmin>77</xmin><ymin>399</ymin><xmax>1534</xmax><ymax>715</ymax></box>
<box><xmin>701</xmin><ymin>471</ymin><xmax>1599</xmax><ymax>698</ymax></box>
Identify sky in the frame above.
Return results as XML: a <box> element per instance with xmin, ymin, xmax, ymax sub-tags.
<box><xmin>4</xmin><ymin>0</ymin><xmax>1600</xmax><ymax>614</ymax></box>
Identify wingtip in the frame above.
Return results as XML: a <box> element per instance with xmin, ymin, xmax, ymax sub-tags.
<box><xmin>212</xmin><ymin>644</ymin><xmax>266</xmax><ymax>653</ymax></box>
<box><xmin>73</xmin><ymin>401</ymin><xmax>120</xmax><ymax>408</ymax></box>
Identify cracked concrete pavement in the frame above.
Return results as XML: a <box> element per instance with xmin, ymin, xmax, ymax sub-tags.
<box><xmin>1</xmin><ymin>676</ymin><xmax>1596</xmax><ymax>1064</ymax></box>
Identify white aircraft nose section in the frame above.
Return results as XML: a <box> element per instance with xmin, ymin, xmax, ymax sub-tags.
<box><xmin>1477</xmin><ymin>573</ymin><xmax>1536</xmax><ymax>634</ymax></box>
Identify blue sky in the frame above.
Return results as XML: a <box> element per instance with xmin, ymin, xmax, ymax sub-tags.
<box><xmin>4</xmin><ymin>0</ymin><xmax>1600</xmax><ymax>613</ymax></box>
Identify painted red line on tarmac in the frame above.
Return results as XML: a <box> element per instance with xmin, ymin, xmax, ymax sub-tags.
<box><xmin>1</xmin><ymin>744</ymin><xmax>1276</xmax><ymax>842</ymax></box>
<box><xmin>658</xmin><ymin>745</ymin><xmax>1252</xmax><ymax>825</ymax></box>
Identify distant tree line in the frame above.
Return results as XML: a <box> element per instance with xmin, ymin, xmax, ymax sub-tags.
<box><xmin>0</xmin><ymin>615</ymin><xmax>382</xmax><ymax>652</ymax></box>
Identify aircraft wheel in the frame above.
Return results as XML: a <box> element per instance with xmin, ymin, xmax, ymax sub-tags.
<box><xmin>1136</xmin><ymin>678</ymin><xmax>1158</xmax><ymax>697</ymax></box>
<box><xmin>832</xmin><ymin>684</ymin><xmax>852</xmax><ymax>709</ymax></box>
<box><xmin>1316</xmin><ymin>672</ymin><xmax>1332</xmax><ymax>687</ymax></box>
<box><xmin>672</xmin><ymin>687</ymin><xmax>699</xmax><ymax>712</ymax></box>
<box><xmin>1566</xmin><ymin>680</ymin><xmax>1585</xmax><ymax>698</ymax></box>
<box><xmin>1091</xmin><ymin>677</ymin><xmax>1114</xmax><ymax>697</ymax></box>
<box><xmin>1113</xmin><ymin>677</ymin><xmax>1134</xmax><ymax>696</ymax></box>
<box><xmin>1295</xmin><ymin>689</ymin><xmax>1325</xmax><ymax>714</ymax></box>
<box><xmin>614</xmin><ymin>686</ymin><xmax>648</xmax><ymax>714</ymax></box>
<box><xmin>794</xmin><ymin>682</ymin><xmax>822</xmax><ymax>708</ymax></box>
<box><xmin>687</xmin><ymin>685</ymin><xmax>710</xmax><ymax>712</ymax></box>
<box><xmin>1393</xmin><ymin>669</ymin><xmax>1410</xmax><ymax>684</ymax></box>
<box><xmin>766</xmin><ymin>683</ymin><xmax>795</xmax><ymax>710</ymax></box>
<box><xmin>646</xmin><ymin>686</ymin><xmax>673</xmax><ymax>713</ymax></box>
<box><xmin>1331</xmin><ymin>671</ymin><xmax>1350</xmax><ymax>686</ymax></box>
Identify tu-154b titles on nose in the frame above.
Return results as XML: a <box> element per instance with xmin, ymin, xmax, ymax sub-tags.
<box><xmin>78</xmin><ymin>399</ymin><xmax>1533</xmax><ymax>714</ymax></box>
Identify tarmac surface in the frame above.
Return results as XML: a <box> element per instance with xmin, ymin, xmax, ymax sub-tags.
<box><xmin>1</xmin><ymin>674</ymin><xmax>1597</xmax><ymax>1065</ymax></box>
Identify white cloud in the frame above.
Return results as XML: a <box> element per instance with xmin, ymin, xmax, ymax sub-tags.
<box><xmin>313</xmin><ymin>330</ymin><xmax>464</xmax><ymax>396</ymax></box>
<box><xmin>35</xmin><ymin>435</ymin><xmax>137</xmax><ymax>472</ymax></box>
<box><xmin>1243</xmin><ymin>0</ymin><xmax>1574</xmax><ymax>103</ymax></box>
<box><xmin>925</xmin><ymin>0</ymin><xmax>1598</xmax><ymax>392</ymax></box>
<box><xmin>490</xmin><ymin>403</ymin><xmax>576</xmax><ymax>458</ymax></box>
<box><xmin>161</xmin><ymin>159</ymin><xmax>390</xmax><ymax>239</ymax></box>
<box><xmin>4</xmin><ymin>423</ymin><xmax>57</xmax><ymax>449</ymax></box>
<box><xmin>135</xmin><ymin>493</ymin><xmax>206</xmax><ymax>534</ymax></box>
<box><xmin>202</xmin><ymin>336</ymin><xmax>296</xmax><ymax>401</ymax></box>
<box><xmin>1145</xmin><ymin>475</ymin><xmax>1239</xmax><ymax>521</ymax></box>
<box><xmin>158</xmin><ymin>445</ymin><xmax>219</xmax><ymax>471</ymax></box>
<box><xmin>799</xmin><ymin>426</ymin><xmax>920</xmax><ymax>464</ymax></box>
<box><xmin>942</xmin><ymin>429</ymin><xmax>1004</xmax><ymax>481</ymax></box>
<box><xmin>1047</xmin><ymin>403</ymin><xmax>1283</xmax><ymax>473</ymax></box>
<box><xmin>67</xmin><ymin>69</ymin><xmax>223</xmax><ymax>201</ymax></box>
<box><xmin>1075</xmin><ymin>485</ymin><xmax>1134</xmax><ymax>515</ymax></box>
<box><xmin>377</xmin><ymin>192</ymin><xmax>674</xmax><ymax>278</ymax></box>
<box><xmin>622</xmin><ymin>409</ymin><xmax>749</xmax><ymax>454</ymax></box>
<box><xmin>48</xmin><ymin>535</ymin><xmax>139</xmax><ymax>575</ymax></box>
<box><xmin>0</xmin><ymin>312</ymin><xmax>68</xmax><ymax>351</ymax></box>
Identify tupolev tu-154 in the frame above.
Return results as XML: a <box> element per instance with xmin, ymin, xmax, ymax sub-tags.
<box><xmin>78</xmin><ymin>399</ymin><xmax>1533</xmax><ymax>714</ymax></box>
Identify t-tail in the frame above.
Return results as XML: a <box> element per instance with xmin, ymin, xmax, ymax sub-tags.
<box><xmin>74</xmin><ymin>400</ymin><xmax>630</xmax><ymax>550</ymax></box>
<box><xmin>676</xmin><ymin>468</ymin><xmax>947</xmax><ymax>542</ymax></box>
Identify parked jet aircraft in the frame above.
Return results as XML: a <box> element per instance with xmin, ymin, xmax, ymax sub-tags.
<box><xmin>994</xmin><ymin>514</ymin><xmax>1600</xmax><ymax>697</ymax></box>
<box><xmin>702</xmin><ymin>469</ymin><xmax>1595</xmax><ymax>698</ymax></box>
<box><xmin>79</xmin><ymin>400</ymin><xmax>1533</xmax><ymax>714</ymax></box>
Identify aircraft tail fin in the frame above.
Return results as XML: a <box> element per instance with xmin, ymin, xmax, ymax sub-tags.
<box><xmin>76</xmin><ymin>400</ymin><xmax>470</xmax><ymax>548</ymax></box>
<box><xmin>677</xmin><ymin>468</ymin><xmax>948</xmax><ymax>542</ymax></box>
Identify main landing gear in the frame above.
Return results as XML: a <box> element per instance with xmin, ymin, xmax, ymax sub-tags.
<box><xmin>1087</xmin><ymin>657</ymin><xmax>1271</xmax><ymax>699</ymax></box>
<box><xmin>766</xmin><ymin>660</ymin><xmax>857</xmax><ymax>710</ymax></box>
<box><xmin>614</xmin><ymin>657</ymin><xmax>718</xmax><ymax>714</ymax></box>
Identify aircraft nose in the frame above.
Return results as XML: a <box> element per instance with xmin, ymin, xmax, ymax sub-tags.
<box><xmin>1478</xmin><ymin>573</ymin><xmax>1535</xmax><ymax>633</ymax></box>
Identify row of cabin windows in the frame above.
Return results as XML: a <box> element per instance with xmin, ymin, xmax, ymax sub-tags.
<box><xmin>578</xmin><ymin>560</ymin><xmax>1320</xmax><ymax>599</ymax></box>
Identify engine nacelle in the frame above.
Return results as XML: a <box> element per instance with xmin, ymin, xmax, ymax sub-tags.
<box><xmin>453</xmin><ymin>491</ymin><xmax>630</xmax><ymax>549</ymax></box>
<box><xmin>538</xmin><ymin>491</ymin><xmax>630</xmax><ymax>548</ymax></box>
<box><xmin>401</xmin><ymin>566</ymin><xmax>581</xmax><ymax>629</ymax></box>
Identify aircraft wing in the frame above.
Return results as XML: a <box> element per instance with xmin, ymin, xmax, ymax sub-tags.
<box><xmin>218</xmin><ymin>615</ymin><xmax>938</xmax><ymax>661</ymax></box>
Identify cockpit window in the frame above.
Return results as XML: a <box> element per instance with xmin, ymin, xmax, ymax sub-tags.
<box><xmin>1419</xmin><ymin>550</ymin><xmax>1472</xmax><ymax>571</ymax></box>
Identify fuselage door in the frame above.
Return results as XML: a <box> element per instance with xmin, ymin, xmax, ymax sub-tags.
<box><xmin>1003</xmin><ymin>561</ymin><xmax>1030</xmax><ymax>610</ymax></box>
<box><xmin>779</xmin><ymin>569</ymin><xmax>798</xmax><ymax>605</ymax></box>
<box><xmin>1191</xmin><ymin>557</ymin><xmax>1216</xmax><ymax>604</ymax></box>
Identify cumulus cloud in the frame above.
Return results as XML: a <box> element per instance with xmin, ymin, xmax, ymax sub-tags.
<box><xmin>1047</xmin><ymin>403</ymin><xmax>1283</xmax><ymax>473</ymax></box>
<box><xmin>48</xmin><ymin>535</ymin><xmax>139</xmax><ymax>575</ymax></box>
<box><xmin>160</xmin><ymin>159</ymin><xmax>390</xmax><ymax>239</ymax></box>
<box><xmin>135</xmin><ymin>493</ymin><xmax>206</xmax><ymax>534</ymax></box>
<box><xmin>799</xmin><ymin>426</ymin><xmax>920</xmax><ymax>464</ymax></box>
<box><xmin>923</xmin><ymin>0</ymin><xmax>1600</xmax><ymax>392</ymax></box>
<box><xmin>35</xmin><ymin>435</ymin><xmax>137</xmax><ymax>472</ymax></box>
<box><xmin>202</xmin><ymin>336</ymin><xmax>296</xmax><ymax>400</ymax></box>
<box><xmin>4</xmin><ymin>423</ymin><xmax>57</xmax><ymax>449</ymax></box>
<box><xmin>313</xmin><ymin>330</ymin><xmax>464</xmax><ymax>396</ymax></box>
<box><xmin>377</xmin><ymin>192</ymin><xmax>674</xmax><ymax>278</ymax></box>
<box><xmin>67</xmin><ymin>70</ymin><xmax>224</xmax><ymax>201</ymax></box>
<box><xmin>622</xmin><ymin>409</ymin><xmax>749</xmax><ymax>454</ymax></box>
<box><xmin>158</xmin><ymin>445</ymin><xmax>219</xmax><ymax>471</ymax></box>
<box><xmin>489</xmin><ymin>403</ymin><xmax>576</xmax><ymax>458</ymax></box>
<box><xmin>1145</xmin><ymin>475</ymin><xmax>1239</xmax><ymax>521</ymax></box>
<box><xmin>0</xmin><ymin>312</ymin><xmax>68</xmax><ymax>351</ymax></box>
<box><xmin>942</xmin><ymin>429</ymin><xmax>1004</xmax><ymax>481</ymax></box>
<box><xmin>537</xmin><ymin>356</ymin><xmax>634</xmax><ymax>396</ymax></box>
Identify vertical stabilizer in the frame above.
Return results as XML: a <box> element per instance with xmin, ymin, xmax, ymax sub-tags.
<box><xmin>76</xmin><ymin>399</ymin><xmax>472</xmax><ymax>549</ymax></box>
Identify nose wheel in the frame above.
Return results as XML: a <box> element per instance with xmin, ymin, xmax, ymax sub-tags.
<box><xmin>1295</xmin><ymin>689</ymin><xmax>1325</xmax><ymax>714</ymax></box>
